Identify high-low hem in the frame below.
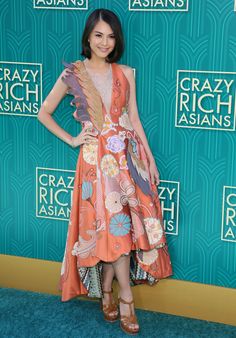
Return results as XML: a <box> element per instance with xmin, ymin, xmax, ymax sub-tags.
<box><xmin>59</xmin><ymin>244</ymin><xmax>172</xmax><ymax>301</ymax></box>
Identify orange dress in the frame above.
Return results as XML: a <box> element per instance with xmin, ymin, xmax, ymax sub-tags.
<box><xmin>58</xmin><ymin>60</ymin><xmax>173</xmax><ymax>301</ymax></box>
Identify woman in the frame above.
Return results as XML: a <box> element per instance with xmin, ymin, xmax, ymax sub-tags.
<box><xmin>38</xmin><ymin>8</ymin><xmax>172</xmax><ymax>335</ymax></box>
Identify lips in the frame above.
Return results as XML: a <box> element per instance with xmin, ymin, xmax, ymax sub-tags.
<box><xmin>99</xmin><ymin>48</ymin><xmax>110</xmax><ymax>52</ymax></box>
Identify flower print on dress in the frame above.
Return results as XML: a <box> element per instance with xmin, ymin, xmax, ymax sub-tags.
<box><xmin>106</xmin><ymin>135</ymin><xmax>126</xmax><ymax>153</ymax></box>
<box><xmin>119</xmin><ymin>108</ymin><xmax>133</xmax><ymax>131</ymax></box>
<box><xmin>119</xmin><ymin>155</ymin><xmax>128</xmax><ymax>170</ymax></box>
<box><xmin>137</xmin><ymin>248</ymin><xmax>158</xmax><ymax>265</ymax></box>
<box><xmin>144</xmin><ymin>218</ymin><xmax>163</xmax><ymax>245</ymax></box>
<box><xmin>114</xmin><ymin>242</ymin><xmax>121</xmax><ymax>251</ymax></box>
<box><xmin>109</xmin><ymin>213</ymin><xmax>131</xmax><ymax>236</ymax></box>
<box><xmin>120</xmin><ymin>180</ymin><xmax>138</xmax><ymax>208</ymax></box>
<box><xmin>82</xmin><ymin>143</ymin><xmax>98</xmax><ymax>165</ymax></box>
<box><xmin>118</xmin><ymin>131</ymin><xmax>126</xmax><ymax>141</ymax></box>
<box><xmin>101</xmin><ymin>154</ymin><xmax>119</xmax><ymax>177</ymax></box>
<box><xmin>105</xmin><ymin>191</ymin><xmax>123</xmax><ymax>213</ymax></box>
<box><xmin>101</xmin><ymin>114</ymin><xmax>118</xmax><ymax>135</ymax></box>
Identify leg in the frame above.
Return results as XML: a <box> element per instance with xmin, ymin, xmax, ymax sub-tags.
<box><xmin>102</xmin><ymin>262</ymin><xmax>115</xmax><ymax>304</ymax></box>
<box><xmin>102</xmin><ymin>262</ymin><xmax>115</xmax><ymax>291</ymax></box>
<box><xmin>112</xmin><ymin>255</ymin><xmax>139</xmax><ymax>331</ymax></box>
<box><xmin>100</xmin><ymin>262</ymin><xmax>118</xmax><ymax>321</ymax></box>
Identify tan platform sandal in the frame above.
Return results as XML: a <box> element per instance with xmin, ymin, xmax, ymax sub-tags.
<box><xmin>118</xmin><ymin>297</ymin><xmax>140</xmax><ymax>335</ymax></box>
<box><xmin>100</xmin><ymin>288</ymin><xmax>119</xmax><ymax>322</ymax></box>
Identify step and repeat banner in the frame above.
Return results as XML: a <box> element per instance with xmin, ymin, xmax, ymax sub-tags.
<box><xmin>0</xmin><ymin>0</ymin><xmax>236</xmax><ymax>289</ymax></box>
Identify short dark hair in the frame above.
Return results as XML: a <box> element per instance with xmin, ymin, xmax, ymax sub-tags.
<box><xmin>81</xmin><ymin>8</ymin><xmax>124</xmax><ymax>63</ymax></box>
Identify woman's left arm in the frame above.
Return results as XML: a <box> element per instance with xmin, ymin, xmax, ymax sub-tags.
<box><xmin>123</xmin><ymin>66</ymin><xmax>160</xmax><ymax>185</ymax></box>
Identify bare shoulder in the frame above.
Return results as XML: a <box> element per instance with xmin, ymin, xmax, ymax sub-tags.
<box><xmin>118</xmin><ymin>64</ymin><xmax>134</xmax><ymax>81</ymax></box>
<box><xmin>60</xmin><ymin>68</ymin><xmax>69</xmax><ymax>77</ymax></box>
<box><xmin>58</xmin><ymin>69</ymin><xmax>71</xmax><ymax>85</ymax></box>
<box><xmin>60</xmin><ymin>65</ymin><xmax>74</xmax><ymax>80</ymax></box>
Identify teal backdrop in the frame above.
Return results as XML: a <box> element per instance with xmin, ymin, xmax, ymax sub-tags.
<box><xmin>0</xmin><ymin>0</ymin><xmax>236</xmax><ymax>289</ymax></box>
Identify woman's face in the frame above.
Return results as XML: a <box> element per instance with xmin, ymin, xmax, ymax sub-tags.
<box><xmin>88</xmin><ymin>20</ymin><xmax>116</xmax><ymax>60</ymax></box>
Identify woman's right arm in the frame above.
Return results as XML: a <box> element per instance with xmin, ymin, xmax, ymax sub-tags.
<box><xmin>37</xmin><ymin>69</ymin><xmax>98</xmax><ymax>147</ymax></box>
<box><xmin>37</xmin><ymin>69</ymin><xmax>75</xmax><ymax>147</ymax></box>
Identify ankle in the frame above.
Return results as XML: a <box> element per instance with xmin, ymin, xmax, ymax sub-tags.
<box><xmin>102</xmin><ymin>284</ymin><xmax>113</xmax><ymax>293</ymax></box>
<box><xmin>118</xmin><ymin>288</ymin><xmax>133</xmax><ymax>302</ymax></box>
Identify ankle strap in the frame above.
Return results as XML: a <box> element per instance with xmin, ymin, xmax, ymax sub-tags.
<box><xmin>103</xmin><ymin>288</ymin><xmax>113</xmax><ymax>294</ymax></box>
<box><xmin>118</xmin><ymin>297</ymin><xmax>134</xmax><ymax>305</ymax></box>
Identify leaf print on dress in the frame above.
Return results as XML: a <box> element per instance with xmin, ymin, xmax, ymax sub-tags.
<box><xmin>105</xmin><ymin>191</ymin><xmax>123</xmax><ymax>213</ymax></box>
<box><xmin>61</xmin><ymin>61</ymin><xmax>91</xmax><ymax>124</ymax></box>
<box><xmin>119</xmin><ymin>108</ymin><xmax>134</xmax><ymax>131</ymax></box>
<box><xmin>130</xmin><ymin>138</ymin><xmax>139</xmax><ymax>157</ymax></box>
<box><xmin>101</xmin><ymin>154</ymin><xmax>119</xmax><ymax>177</ymax></box>
<box><xmin>106</xmin><ymin>135</ymin><xmax>126</xmax><ymax>153</ymax></box>
<box><xmin>71</xmin><ymin>230</ymin><xmax>96</xmax><ymax>259</ymax></box>
<box><xmin>75</xmin><ymin>61</ymin><xmax>104</xmax><ymax>131</ymax></box>
<box><xmin>144</xmin><ymin>218</ymin><xmax>163</xmax><ymax>245</ymax></box>
<box><xmin>127</xmin><ymin>137</ymin><xmax>152</xmax><ymax>196</ymax></box>
<box><xmin>94</xmin><ymin>219</ymin><xmax>106</xmax><ymax>232</ymax></box>
<box><xmin>109</xmin><ymin>213</ymin><xmax>131</xmax><ymax>236</ymax></box>
<box><xmin>82</xmin><ymin>181</ymin><xmax>93</xmax><ymax>200</ymax></box>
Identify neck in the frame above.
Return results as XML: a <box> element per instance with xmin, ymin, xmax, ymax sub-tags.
<box><xmin>85</xmin><ymin>55</ymin><xmax>109</xmax><ymax>69</ymax></box>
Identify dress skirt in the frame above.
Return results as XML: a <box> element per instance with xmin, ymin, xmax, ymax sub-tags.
<box><xmin>58</xmin><ymin>60</ymin><xmax>173</xmax><ymax>301</ymax></box>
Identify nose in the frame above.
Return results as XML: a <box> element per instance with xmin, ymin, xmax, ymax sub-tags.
<box><xmin>101</xmin><ymin>36</ymin><xmax>108</xmax><ymax>46</ymax></box>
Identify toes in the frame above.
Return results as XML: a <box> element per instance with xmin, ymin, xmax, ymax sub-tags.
<box><xmin>132</xmin><ymin>323</ymin><xmax>139</xmax><ymax>331</ymax></box>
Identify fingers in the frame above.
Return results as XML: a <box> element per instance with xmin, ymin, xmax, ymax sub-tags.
<box><xmin>155</xmin><ymin>177</ymin><xmax>160</xmax><ymax>185</ymax></box>
<box><xmin>83</xmin><ymin>131</ymin><xmax>98</xmax><ymax>137</ymax></box>
<box><xmin>150</xmin><ymin>172</ymin><xmax>155</xmax><ymax>185</ymax></box>
<box><xmin>79</xmin><ymin>128</ymin><xmax>98</xmax><ymax>145</ymax></box>
<box><xmin>154</xmin><ymin>172</ymin><xmax>160</xmax><ymax>185</ymax></box>
<box><xmin>81</xmin><ymin>133</ymin><xmax>98</xmax><ymax>144</ymax></box>
<box><xmin>84</xmin><ymin>136</ymin><xmax>98</xmax><ymax>144</ymax></box>
<box><xmin>83</xmin><ymin>127</ymin><xmax>98</xmax><ymax>136</ymax></box>
<box><xmin>150</xmin><ymin>170</ymin><xmax>160</xmax><ymax>185</ymax></box>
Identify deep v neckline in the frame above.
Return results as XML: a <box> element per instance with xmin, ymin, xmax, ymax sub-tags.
<box><xmin>81</xmin><ymin>60</ymin><xmax>114</xmax><ymax>117</ymax></box>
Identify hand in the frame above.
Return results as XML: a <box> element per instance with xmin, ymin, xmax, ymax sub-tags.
<box><xmin>71</xmin><ymin>127</ymin><xmax>98</xmax><ymax>148</ymax></box>
<box><xmin>149</xmin><ymin>159</ymin><xmax>160</xmax><ymax>185</ymax></box>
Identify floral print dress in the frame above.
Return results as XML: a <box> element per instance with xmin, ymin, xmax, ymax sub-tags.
<box><xmin>58</xmin><ymin>59</ymin><xmax>173</xmax><ymax>301</ymax></box>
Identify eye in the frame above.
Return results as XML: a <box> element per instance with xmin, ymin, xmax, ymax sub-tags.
<box><xmin>95</xmin><ymin>34</ymin><xmax>102</xmax><ymax>37</ymax></box>
<box><xmin>109</xmin><ymin>35</ymin><xmax>115</xmax><ymax>39</ymax></box>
